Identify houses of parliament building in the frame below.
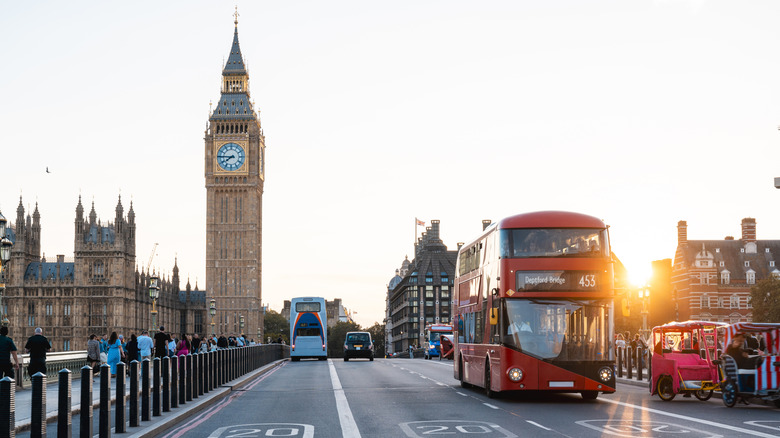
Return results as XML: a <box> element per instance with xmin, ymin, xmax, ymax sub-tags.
<box><xmin>3</xmin><ymin>196</ymin><xmax>206</xmax><ymax>351</ymax></box>
<box><xmin>1</xmin><ymin>15</ymin><xmax>267</xmax><ymax>350</ymax></box>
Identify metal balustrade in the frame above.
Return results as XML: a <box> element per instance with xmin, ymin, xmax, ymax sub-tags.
<box><xmin>1</xmin><ymin>344</ymin><xmax>290</xmax><ymax>437</ymax></box>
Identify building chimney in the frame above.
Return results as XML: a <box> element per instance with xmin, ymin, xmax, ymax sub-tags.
<box><xmin>482</xmin><ymin>219</ymin><xmax>492</xmax><ymax>231</ymax></box>
<box><xmin>741</xmin><ymin>218</ymin><xmax>756</xmax><ymax>243</ymax></box>
<box><xmin>677</xmin><ymin>221</ymin><xmax>687</xmax><ymax>245</ymax></box>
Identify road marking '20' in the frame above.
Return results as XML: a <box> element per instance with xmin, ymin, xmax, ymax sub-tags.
<box><xmin>577</xmin><ymin>420</ymin><xmax>721</xmax><ymax>438</ymax></box>
<box><xmin>400</xmin><ymin>421</ymin><xmax>517</xmax><ymax>438</ymax></box>
<box><xmin>208</xmin><ymin>423</ymin><xmax>314</xmax><ymax>438</ymax></box>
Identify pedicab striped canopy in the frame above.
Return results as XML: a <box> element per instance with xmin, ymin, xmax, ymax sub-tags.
<box><xmin>723</xmin><ymin>322</ymin><xmax>780</xmax><ymax>353</ymax></box>
<box><xmin>723</xmin><ymin>322</ymin><xmax>780</xmax><ymax>391</ymax></box>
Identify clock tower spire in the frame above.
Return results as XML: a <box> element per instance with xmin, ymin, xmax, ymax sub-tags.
<box><xmin>205</xmin><ymin>12</ymin><xmax>266</xmax><ymax>339</ymax></box>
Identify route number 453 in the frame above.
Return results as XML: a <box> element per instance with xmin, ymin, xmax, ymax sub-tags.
<box><xmin>579</xmin><ymin>275</ymin><xmax>596</xmax><ymax>288</ymax></box>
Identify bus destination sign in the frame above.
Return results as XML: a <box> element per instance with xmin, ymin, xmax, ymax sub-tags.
<box><xmin>516</xmin><ymin>270</ymin><xmax>600</xmax><ymax>292</ymax></box>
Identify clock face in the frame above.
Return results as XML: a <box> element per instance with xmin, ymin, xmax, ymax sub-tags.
<box><xmin>217</xmin><ymin>143</ymin><xmax>246</xmax><ymax>171</ymax></box>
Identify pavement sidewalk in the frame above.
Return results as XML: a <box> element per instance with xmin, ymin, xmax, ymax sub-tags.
<box><xmin>11</xmin><ymin>360</ymin><xmax>287</xmax><ymax>436</ymax></box>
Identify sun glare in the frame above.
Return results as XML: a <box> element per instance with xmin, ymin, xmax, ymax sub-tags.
<box><xmin>627</xmin><ymin>263</ymin><xmax>652</xmax><ymax>288</ymax></box>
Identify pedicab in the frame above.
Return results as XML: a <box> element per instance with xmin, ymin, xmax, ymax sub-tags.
<box><xmin>717</xmin><ymin>322</ymin><xmax>780</xmax><ymax>408</ymax></box>
<box><xmin>650</xmin><ymin>320</ymin><xmax>726</xmax><ymax>401</ymax></box>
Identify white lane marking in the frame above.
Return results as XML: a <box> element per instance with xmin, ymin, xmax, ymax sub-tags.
<box><xmin>526</xmin><ymin>420</ymin><xmax>552</xmax><ymax>431</ymax></box>
<box><xmin>328</xmin><ymin>359</ymin><xmax>362</xmax><ymax>438</ymax></box>
<box><xmin>435</xmin><ymin>382</ymin><xmax>446</xmax><ymax>386</ymax></box>
<box><xmin>483</xmin><ymin>403</ymin><xmax>499</xmax><ymax>409</ymax></box>
<box><xmin>456</xmin><ymin>392</ymin><xmax>468</xmax><ymax>396</ymax></box>
<box><xmin>600</xmin><ymin>398</ymin><xmax>778</xmax><ymax>438</ymax></box>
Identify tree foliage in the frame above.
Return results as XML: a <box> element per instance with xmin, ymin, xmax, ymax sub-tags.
<box><xmin>750</xmin><ymin>277</ymin><xmax>780</xmax><ymax>322</ymax></box>
<box><xmin>263</xmin><ymin>310</ymin><xmax>289</xmax><ymax>344</ymax></box>
<box><xmin>365</xmin><ymin>322</ymin><xmax>386</xmax><ymax>358</ymax></box>
<box><xmin>327</xmin><ymin>321</ymin><xmax>361</xmax><ymax>357</ymax></box>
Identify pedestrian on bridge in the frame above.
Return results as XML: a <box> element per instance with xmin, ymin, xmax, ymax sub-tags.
<box><xmin>0</xmin><ymin>326</ymin><xmax>20</xmax><ymax>379</ymax></box>
<box><xmin>25</xmin><ymin>327</ymin><xmax>51</xmax><ymax>378</ymax></box>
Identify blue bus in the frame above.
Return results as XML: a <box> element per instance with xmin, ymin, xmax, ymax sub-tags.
<box><xmin>290</xmin><ymin>297</ymin><xmax>328</xmax><ymax>361</ymax></box>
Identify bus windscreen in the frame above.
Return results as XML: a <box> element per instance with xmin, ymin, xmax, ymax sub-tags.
<box><xmin>295</xmin><ymin>302</ymin><xmax>321</xmax><ymax>312</ymax></box>
<box><xmin>502</xmin><ymin>298</ymin><xmax>611</xmax><ymax>361</ymax></box>
<box><xmin>500</xmin><ymin>228</ymin><xmax>609</xmax><ymax>258</ymax></box>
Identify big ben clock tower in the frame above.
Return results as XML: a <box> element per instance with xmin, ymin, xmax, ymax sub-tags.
<box><xmin>205</xmin><ymin>12</ymin><xmax>266</xmax><ymax>339</ymax></box>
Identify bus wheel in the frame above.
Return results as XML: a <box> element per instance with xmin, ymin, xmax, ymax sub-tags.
<box><xmin>694</xmin><ymin>389</ymin><xmax>713</xmax><ymax>401</ymax></box>
<box><xmin>657</xmin><ymin>375</ymin><xmax>675</xmax><ymax>401</ymax></box>
<box><xmin>459</xmin><ymin>359</ymin><xmax>472</xmax><ymax>389</ymax></box>
<box><xmin>484</xmin><ymin>361</ymin><xmax>496</xmax><ymax>399</ymax></box>
<box><xmin>581</xmin><ymin>391</ymin><xmax>598</xmax><ymax>400</ymax></box>
<box><xmin>344</xmin><ymin>357</ymin><xmax>349</xmax><ymax>362</ymax></box>
<box><xmin>291</xmin><ymin>357</ymin><xmax>300</xmax><ymax>362</ymax></box>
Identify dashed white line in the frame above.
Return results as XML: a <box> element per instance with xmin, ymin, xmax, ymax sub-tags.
<box><xmin>328</xmin><ymin>359</ymin><xmax>362</xmax><ymax>438</ymax></box>
<box><xmin>483</xmin><ymin>403</ymin><xmax>499</xmax><ymax>409</ymax></box>
<box><xmin>456</xmin><ymin>392</ymin><xmax>468</xmax><ymax>396</ymax></box>
<box><xmin>526</xmin><ymin>420</ymin><xmax>552</xmax><ymax>431</ymax></box>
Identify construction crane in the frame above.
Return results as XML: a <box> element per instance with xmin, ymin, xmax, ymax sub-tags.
<box><xmin>147</xmin><ymin>243</ymin><xmax>158</xmax><ymax>274</ymax></box>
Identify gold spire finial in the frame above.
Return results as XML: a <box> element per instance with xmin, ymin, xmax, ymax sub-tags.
<box><xmin>234</xmin><ymin>6</ymin><xmax>239</xmax><ymax>27</ymax></box>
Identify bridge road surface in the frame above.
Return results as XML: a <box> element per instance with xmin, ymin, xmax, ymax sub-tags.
<box><xmin>126</xmin><ymin>358</ymin><xmax>780</xmax><ymax>437</ymax></box>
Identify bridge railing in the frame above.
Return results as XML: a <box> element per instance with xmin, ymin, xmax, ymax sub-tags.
<box><xmin>15</xmin><ymin>350</ymin><xmax>89</xmax><ymax>387</ymax></box>
<box><xmin>0</xmin><ymin>343</ymin><xmax>291</xmax><ymax>437</ymax></box>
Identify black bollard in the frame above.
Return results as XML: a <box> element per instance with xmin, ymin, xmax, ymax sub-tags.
<box><xmin>58</xmin><ymin>369</ymin><xmax>72</xmax><ymax>438</ymax></box>
<box><xmin>170</xmin><ymin>357</ymin><xmax>178</xmax><ymax>409</ymax></box>
<box><xmin>627</xmin><ymin>346</ymin><xmax>633</xmax><ymax>379</ymax></box>
<box><xmin>129</xmin><ymin>360</ymin><xmax>139</xmax><ymax>428</ymax></box>
<box><xmin>30</xmin><ymin>371</ymin><xmax>46</xmax><ymax>438</ymax></box>
<box><xmin>637</xmin><ymin>347</ymin><xmax>644</xmax><ymax>381</ymax></box>
<box><xmin>192</xmin><ymin>353</ymin><xmax>199</xmax><ymax>399</ymax></box>
<box><xmin>152</xmin><ymin>358</ymin><xmax>161</xmax><ymax>417</ymax></box>
<box><xmin>99</xmin><ymin>364</ymin><xmax>111</xmax><ymax>438</ymax></box>
<box><xmin>141</xmin><ymin>359</ymin><xmax>150</xmax><ymax>422</ymax></box>
<box><xmin>0</xmin><ymin>377</ymin><xmax>16</xmax><ymax>438</ymax></box>
<box><xmin>617</xmin><ymin>346</ymin><xmax>623</xmax><ymax>378</ymax></box>
<box><xmin>115</xmin><ymin>362</ymin><xmax>126</xmax><ymax>433</ymax></box>
<box><xmin>186</xmin><ymin>354</ymin><xmax>192</xmax><ymax>402</ymax></box>
<box><xmin>80</xmin><ymin>366</ymin><xmax>93</xmax><ymax>438</ymax></box>
<box><xmin>178</xmin><ymin>355</ymin><xmax>186</xmax><ymax>406</ymax></box>
<box><xmin>198</xmin><ymin>353</ymin><xmax>205</xmax><ymax>396</ymax></box>
<box><xmin>162</xmin><ymin>356</ymin><xmax>170</xmax><ymax>412</ymax></box>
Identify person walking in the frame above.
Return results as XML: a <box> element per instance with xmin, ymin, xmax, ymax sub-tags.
<box><xmin>153</xmin><ymin>326</ymin><xmax>171</xmax><ymax>359</ymax></box>
<box><xmin>106</xmin><ymin>331</ymin><xmax>125</xmax><ymax>377</ymax></box>
<box><xmin>191</xmin><ymin>334</ymin><xmax>201</xmax><ymax>354</ymax></box>
<box><xmin>87</xmin><ymin>334</ymin><xmax>101</xmax><ymax>375</ymax></box>
<box><xmin>0</xmin><ymin>326</ymin><xmax>20</xmax><ymax>379</ymax></box>
<box><xmin>176</xmin><ymin>333</ymin><xmax>190</xmax><ymax>356</ymax></box>
<box><xmin>25</xmin><ymin>327</ymin><xmax>52</xmax><ymax>378</ymax></box>
<box><xmin>137</xmin><ymin>330</ymin><xmax>153</xmax><ymax>361</ymax></box>
<box><xmin>126</xmin><ymin>333</ymin><xmax>140</xmax><ymax>363</ymax></box>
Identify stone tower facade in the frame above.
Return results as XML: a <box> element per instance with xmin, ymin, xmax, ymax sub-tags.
<box><xmin>204</xmin><ymin>16</ymin><xmax>266</xmax><ymax>339</ymax></box>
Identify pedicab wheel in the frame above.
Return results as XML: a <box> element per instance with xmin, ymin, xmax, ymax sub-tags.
<box><xmin>657</xmin><ymin>375</ymin><xmax>676</xmax><ymax>401</ymax></box>
<box><xmin>721</xmin><ymin>379</ymin><xmax>737</xmax><ymax>408</ymax></box>
<box><xmin>694</xmin><ymin>389</ymin><xmax>713</xmax><ymax>401</ymax></box>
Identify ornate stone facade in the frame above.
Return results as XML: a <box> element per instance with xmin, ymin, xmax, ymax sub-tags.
<box><xmin>2</xmin><ymin>196</ymin><xmax>205</xmax><ymax>351</ymax></box>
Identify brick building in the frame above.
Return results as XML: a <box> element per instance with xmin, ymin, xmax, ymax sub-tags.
<box><xmin>2</xmin><ymin>196</ymin><xmax>205</xmax><ymax>351</ymax></box>
<box><xmin>671</xmin><ymin>218</ymin><xmax>780</xmax><ymax>323</ymax></box>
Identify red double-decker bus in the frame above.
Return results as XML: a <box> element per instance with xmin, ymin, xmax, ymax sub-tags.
<box><xmin>453</xmin><ymin>211</ymin><xmax>615</xmax><ymax>399</ymax></box>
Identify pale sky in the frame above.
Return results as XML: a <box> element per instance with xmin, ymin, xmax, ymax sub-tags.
<box><xmin>2</xmin><ymin>1</ymin><xmax>780</xmax><ymax>328</ymax></box>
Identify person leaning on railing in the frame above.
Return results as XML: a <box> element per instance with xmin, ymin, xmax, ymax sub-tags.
<box><xmin>0</xmin><ymin>326</ymin><xmax>20</xmax><ymax>379</ymax></box>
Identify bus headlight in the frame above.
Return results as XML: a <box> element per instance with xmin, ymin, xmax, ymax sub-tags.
<box><xmin>598</xmin><ymin>366</ymin><xmax>613</xmax><ymax>382</ymax></box>
<box><xmin>507</xmin><ymin>368</ymin><xmax>523</xmax><ymax>382</ymax></box>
